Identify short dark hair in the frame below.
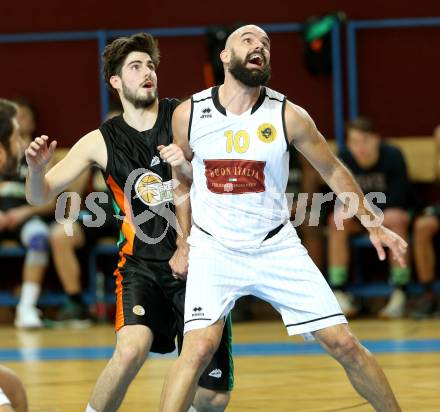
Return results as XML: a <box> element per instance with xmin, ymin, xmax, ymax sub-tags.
<box><xmin>345</xmin><ymin>117</ymin><xmax>377</xmax><ymax>135</ymax></box>
<box><xmin>102</xmin><ymin>33</ymin><xmax>160</xmax><ymax>91</ymax></box>
<box><xmin>0</xmin><ymin>99</ymin><xmax>18</xmax><ymax>151</ymax></box>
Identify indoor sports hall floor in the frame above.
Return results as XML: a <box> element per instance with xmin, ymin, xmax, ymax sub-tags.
<box><xmin>1</xmin><ymin>319</ymin><xmax>439</xmax><ymax>411</ymax></box>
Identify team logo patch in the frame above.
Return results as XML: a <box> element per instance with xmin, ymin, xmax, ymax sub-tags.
<box><xmin>208</xmin><ymin>369</ymin><xmax>222</xmax><ymax>378</ymax></box>
<box><xmin>134</xmin><ymin>171</ymin><xmax>173</xmax><ymax>206</ymax></box>
<box><xmin>132</xmin><ymin>305</ymin><xmax>145</xmax><ymax>316</ymax></box>
<box><xmin>257</xmin><ymin>123</ymin><xmax>277</xmax><ymax>143</ymax></box>
<box><xmin>201</xmin><ymin>107</ymin><xmax>212</xmax><ymax>118</ymax></box>
<box><xmin>204</xmin><ymin>159</ymin><xmax>266</xmax><ymax>194</ymax></box>
<box><xmin>192</xmin><ymin>306</ymin><xmax>204</xmax><ymax>317</ymax></box>
<box><xmin>150</xmin><ymin>155</ymin><xmax>160</xmax><ymax>167</ymax></box>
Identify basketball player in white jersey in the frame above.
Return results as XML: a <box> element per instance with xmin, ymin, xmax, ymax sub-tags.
<box><xmin>158</xmin><ymin>25</ymin><xmax>405</xmax><ymax>411</ymax></box>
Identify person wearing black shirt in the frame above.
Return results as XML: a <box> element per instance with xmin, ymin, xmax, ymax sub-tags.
<box><xmin>410</xmin><ymin>125</ymin><xmax>440</xmax><ymax>318</ymax></box>
<box><xmin>0</xmin><ymin>98</ymin><xmax>55</xmax><ymax>329</ymax></box>
<box><xmin>327</xmin><ymin>117</ymin><xmax>411</xmax><ymax>318</ymax></box>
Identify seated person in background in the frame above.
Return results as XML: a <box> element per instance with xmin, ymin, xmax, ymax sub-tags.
<box><xmin>327</xmin><ymin>117</ymin><xmax>411</xmax><ymax>318</ymax></box>
<box><xmin>0</xmin><ymin>365</ymin><xmax>28</xmax><ymax>412</ymax></box>
<box><xmin>13</xmin><ymin>98</ymin><xmax>36</xmax><ymax>147</ymax></box>
<box><xmin>49</xmin><ymin>106</ymin><xmax>120</xmax><ymax>327</ymax></box>
<box><xmin>0</xmin><ymin>99</ymin><xmax>22</xmax><ymax>176</ymax></box>
<box><xmin>0</xmin><ymin>101</ymin><xmax>29</xmax><ymax>412</ymax></box>
<box><xmin>410</xmin><ymin>125</ymin><xmax>440</xmax><ymax>318</ymax></box>
<box><xmin>49</xmin><ymin>167</ymin><xmax>118</xmax><ymax>326</ymax></box>
<box><xmin>0</xmin><ymin>98</ymin><xmax>55</xmax><ymax>329</ymax></box>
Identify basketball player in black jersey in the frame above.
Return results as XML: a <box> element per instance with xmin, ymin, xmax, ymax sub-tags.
<box><xmin>25</xmin><ymin>33</ymin><xmax>232</xmax><ymax>412</ymax></box>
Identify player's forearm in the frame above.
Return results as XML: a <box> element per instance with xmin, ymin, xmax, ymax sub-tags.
<box><xmin>176</xmin><ymin>160</ymin><xmax>193</xmax><ymax>182</ymax></box>
<box><xmin>26</xmin><ymin>168</ymin><xmax>53</xmax><ymax>205</ymax></box>
<box><xmin>16</xmin><ymin>201</ymin><xmax>55</xmax><ymax>221</ymax></box>
<box><xmin>25</xmin><ymin>200</ymin><xmax>56</xmax><ymax>216</ymax></box>
<box><xmin>173</xmin><ymin>176</ymin><xmax>192</xmax><ymax>248</ymax></box>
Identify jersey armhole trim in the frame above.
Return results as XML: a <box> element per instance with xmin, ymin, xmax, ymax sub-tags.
<box><xmin>99</xmin><ymin>127</ymin><xmax>112</xmax><ymax>178</ymax></box>
<box><xmin>282</xmin><ymin>97</ymin><xmax>289</xmax><ymax>151</ymax></box>
<box><xmin>188</xmin><ymin>97</ymin><xmax>194</xmax><ymax>142</ymax></box>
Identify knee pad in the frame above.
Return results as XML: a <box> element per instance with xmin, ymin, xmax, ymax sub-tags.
<box><xmin>28</xmin><ymin>233</ymin><xmax>49</xmax><ymax>251</ymax></box>
<box><xmin>21</xmin><ymin>219</ymin><xmax>49</xmax><ymax>266</ymax></box>
<box><xmin>20</xmin><ymin>218</ymin><xmax>49</xmax><ymax>251</ymax></box>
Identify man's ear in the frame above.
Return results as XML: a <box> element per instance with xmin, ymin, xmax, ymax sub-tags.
<box><xmin>220</xmin><ymin>49</ymin><xmax>230</xmax><ymax>65</ymax></box>
<box><xmin>109</xmin><ymin>75</ymin><xmax>121</xmax><ymax>91</ymax></box>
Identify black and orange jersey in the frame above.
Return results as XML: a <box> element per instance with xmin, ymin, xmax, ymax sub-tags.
<box><xmin>99</xmin><ymin>98</ymin><xmax>180</xmax><ymax>266</ymax></box>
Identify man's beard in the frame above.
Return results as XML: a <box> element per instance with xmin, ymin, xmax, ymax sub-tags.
<box><xmin>228</xmin><ymin>51</ymin><xmax>271</xmax><ymax>87</ymax></box>
<box><xmin>122</xmin><ymin>82</ymin><xmax>157</xmax><ymax>109</ymax></box>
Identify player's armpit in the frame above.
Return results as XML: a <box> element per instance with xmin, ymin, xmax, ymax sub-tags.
<box><xmin>171</xmin><ymin>100</ymin><xmax>194</xmax><ymax>161</ymax></box>
<box><xmin>284</xmin><ymin>101</ymin><xmax>337</xmax><ymax>180</ymax></box>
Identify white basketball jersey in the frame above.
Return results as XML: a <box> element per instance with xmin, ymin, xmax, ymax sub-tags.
<box><xmin>189</xmin><ymin>86</ymin><xmax>291</xmax><ymax>249</ymax></box>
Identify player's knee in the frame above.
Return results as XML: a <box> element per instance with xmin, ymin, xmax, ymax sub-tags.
<box><xmin>325</xmin><ymin>332</ymin><xmax>362</xmax><ymax>364</ymax></box>
<box><xmin>383</xmin><ymin>209</ymin><xmax>409</xmax><ymax>232</ymax></box>
<box><xmin>49</xmin><ymin>224</ymin><xmax>68</xmax><ymax>248</ymax></box>
<box><xmin>210</xmin><ymin>392</ymin><xmax>230</xmax><ymax>412</ymax></box>
<box><xmin>114</xmin><ymin>342</ymin><xmax>147</xmax><ymax>371</ymax></box>
<box><xmin>414</xmin><ymin>216</ymin><xmax>438</xmax><ymax>239</ymax></box>
<box><xmin>194</xmin><ymin>391</ymin><xmax>230</xmax><ymax>412</ymax></box>
<box><xmin>24</xmin><ymin>233</ymin><xmax>49</xmax><ymax>267</ymax></box>
<box><xmin>21</xmin><ymin>220</ymin><xmax>50</xmax><ymax>266</ymax></box>
<box><xmin>184</xmin><ymin>338</ymin><xmax>217</xmax><ymax>368</ymax></box>
<box><xmin>27</xmin><ymin>232</ymin><xmax>49</xmax><ymax>251</ymax></box>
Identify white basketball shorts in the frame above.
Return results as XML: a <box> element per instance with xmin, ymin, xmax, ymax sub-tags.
<box><xmin>184</xmin><ymin>223</ymin><xmax>347</xmax><ymax>340</ymax></box>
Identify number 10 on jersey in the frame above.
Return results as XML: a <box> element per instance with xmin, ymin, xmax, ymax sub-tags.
<box><xmin>224</xmin><ymin>130</ymin><xmax>250</xmax><ymax>154</ymax></box>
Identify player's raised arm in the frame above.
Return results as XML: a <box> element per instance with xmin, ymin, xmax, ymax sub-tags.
<box><xmin>25</xmin><ymin>129</ymin><xmax>106</xmax><ymax>205</ymax></box>
<box><xmin>286</xmin><ymin>101</ymin><xmax>407</xmax><ymax>267</ymax></box>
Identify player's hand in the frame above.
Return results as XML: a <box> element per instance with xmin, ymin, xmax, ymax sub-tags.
<box><xmin>4</xmin><ymin>207</ymin><xmax>31</xmax><ymax>230</ymax></box>
<box><xmin>169</xmin><ymin>243</ymin><xmax>189</xmax><ymax>280</ymax></box>
<box><xmin>157</xmin><ymin>144</ymin><xmax>187</xmax><ymax>167</ymax></box>
<box><xmin>25</xmin><ymin>135</ymin><xmax>57</xmax><ymax>173</ymax></box>
<box><xmin>368</xmin><ymin>225</ymin><xmax>407</xmax><ymax>267</ymax></box>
